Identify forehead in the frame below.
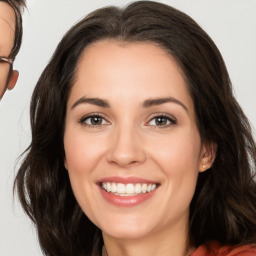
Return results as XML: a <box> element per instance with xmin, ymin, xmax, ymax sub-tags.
<box><xmin>74</xmin><ymin>40</ymin><xmax>187</xmax><ymax>96</ymax></box>
<box><xmin>70</xmin><ymin>40</ymin><xmax>195</xmax><ymax>115</ymax></box>
<box><xmin>0</xmin><ymin>2</ymin><xmax>15</xmax><ymax>55</ymax></box>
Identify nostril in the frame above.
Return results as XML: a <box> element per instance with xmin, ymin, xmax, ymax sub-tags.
<box><xmin>106</xmin><ymin>131</ymin><xmax>146</xmax><ymax>166</ymax></box>
<box><xmin>107</xmin><ymin>145</ymin><xmax>146</xmax><ymax>167</ymax></box>
<box><xmin>108</xmin><ymin>159</ymin><xmax>143</xmax><ymax>168</ymax></box>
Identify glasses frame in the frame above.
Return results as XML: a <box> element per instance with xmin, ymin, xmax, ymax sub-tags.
<box><xmin>0</xmin><ymin>56</ymin><xmax>13</xmax><ymax>65</ymax></box>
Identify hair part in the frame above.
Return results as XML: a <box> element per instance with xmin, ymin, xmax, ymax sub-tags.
<box><xmin>15</xmin><ymin>1</ymin><xmax>256</xmax><ymax>255</ymax></box>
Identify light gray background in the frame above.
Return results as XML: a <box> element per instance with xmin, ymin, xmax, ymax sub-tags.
<box><xmin>0</xmin><ymin>0</ymin><xmax>255</xmax><ymax>255</ymax></box>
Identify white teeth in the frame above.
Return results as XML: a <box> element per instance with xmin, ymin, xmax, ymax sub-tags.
<box><xmin>111</xmin><ymin>182</ymin><xmax>117</xmax><ymax>193</ymax></box>
<box><xmin>135</xmin><ymin>184</ymin><xmax>142</xmax><ymax>193</ymax></box>
<box><xmin>141</xmin><ymin>184</ymin><xmax>147</xmax><ymax>193</ymax></box>
<box><xmin>101</xmin><ymin>182</ymin><xmax>157</xmax><ymax>195</ymax></box>
<box><xmin>106</xmin><ymin>182</ymin><xmax>111</xmax><ymax>192</ymax></box>
<box><xmin>117</xmin><ymin>183</ymin><xmax>126</xmax><ymax>194</ymax></box>
<box><xmin>126</xmin><ymin>184</ymin><xmax>135</xmax><ymax>194</ymax></box>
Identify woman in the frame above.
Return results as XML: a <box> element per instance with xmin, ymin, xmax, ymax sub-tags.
<box><xmin>15</xmin><ymin>1</ymin><xmax>256</xmax><ymax>256</ymax></box>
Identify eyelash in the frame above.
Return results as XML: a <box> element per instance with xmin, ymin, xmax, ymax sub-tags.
<box><xmin>79</xmin><ymin>113</ymin><xmax>177</xmax><ymax>128</ymax></box>
<box><xmin>79</xmin><ymin>113</ymin><xmax>110</xmax><ymax>128</ymax></box>
<box><xmin>146</xmin><ymin>114</ymin><xmax>177</xmax><ymax>128</ymax></box>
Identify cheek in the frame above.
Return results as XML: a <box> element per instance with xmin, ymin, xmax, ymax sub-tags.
<box><xmin>63</xmin><ymin>129</ymin><xmax>103</xmax><ymax>222</ymax></box>
<box><xmin>150</xmin><ymin>130</ymin><xmax>202</xmax><ymax>171</ymax></box>
<box><xmin>63</xmin><ymin>127</ymin><xmax>109</xmax><ymax>204</ymax></box>
<box><xmin>149</xmin><ymin>131</ymin><xmax>201</xmax><ymax>205</ymax></box>
<box><xmin>64</xmin><ymin>128</ymin><xmax>106</xmax><ymax>174</ymax></box>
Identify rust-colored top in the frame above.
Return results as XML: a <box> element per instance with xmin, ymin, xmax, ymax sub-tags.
<box><xmin>191</xmin><ymin>241</ymin><xmax>256</xmax><ymax>256</ymax></box>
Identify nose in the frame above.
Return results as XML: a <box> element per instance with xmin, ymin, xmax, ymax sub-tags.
<box><xmin>107</xmin><ymin>125</ymin><xmax>146</xmax><ymax>168</ymax></box>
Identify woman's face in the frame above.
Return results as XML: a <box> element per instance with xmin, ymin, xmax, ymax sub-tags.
<box><xmin>64</xmin><ymin>40</ymin><xmax>211</xmax><ymax>241</ymax></box>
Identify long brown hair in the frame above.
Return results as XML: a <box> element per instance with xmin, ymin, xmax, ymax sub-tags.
<box><xmin>15</xmin><ymin>1</ymin><xmax>256</xmax><ymax>255</ymax></box>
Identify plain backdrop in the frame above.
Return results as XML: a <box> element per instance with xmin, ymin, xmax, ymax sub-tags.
<box><xmin>0</xmin><ymin>0</ymin><xmax>255</xmax><ymax>255</ymax></box>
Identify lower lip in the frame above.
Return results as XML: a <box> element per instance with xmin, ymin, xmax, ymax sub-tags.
<box><xmin>99</xmin><ymin>186</ymin><xmax>158</xmax><ymax>207</ymax></box>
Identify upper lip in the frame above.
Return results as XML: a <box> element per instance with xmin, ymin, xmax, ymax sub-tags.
<box><xmin>97</xmin><ymin>176</ymin><xmax>160</xmax><ymax>184</ymax></box>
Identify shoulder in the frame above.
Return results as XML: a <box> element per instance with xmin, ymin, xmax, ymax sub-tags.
<box><xmin>191</xmin><ymin>241</ymin><xmax>256</xmax><ymax>256</ymax></box>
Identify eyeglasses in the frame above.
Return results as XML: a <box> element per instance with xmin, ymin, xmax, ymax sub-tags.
<box><xmin>0</xmin><ymin>56</ymin><xmax>13</xmax><ymax>65</ymax></box>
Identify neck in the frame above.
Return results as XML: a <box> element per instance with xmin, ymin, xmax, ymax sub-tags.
<box><xmin>102</xmin><ymin>219</ymin><xmax>195</xmax><ymax>256</ymax></box>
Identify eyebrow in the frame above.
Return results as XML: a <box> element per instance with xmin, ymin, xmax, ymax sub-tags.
<box><xmin>143</xmin><ymin>97</ymin><xmax>188</xmax><ymax>112</ymax></box>
<box><xmin>71</xmin><ymin>96</ymin><xmax>188</xmax><ymax>112</ymax></box>
<box><xmin>71</xmin><ymin>96</ymin><xmax>110</xmax><ymax>109</ymax></box>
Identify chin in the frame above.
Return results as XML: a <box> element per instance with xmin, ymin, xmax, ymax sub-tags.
<box><xmin>103</xmin><ymin>227</ymin><xmax>151</xmax><ymax>240</ymax></box>
<box><xmin>99</xmin><ymin>216</ymin><xmax>157</xmax><ymax>240</ymax></box>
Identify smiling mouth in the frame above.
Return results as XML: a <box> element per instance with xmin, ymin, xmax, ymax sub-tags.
<box><xmin>101</xmin><ymin>182</ymin><xmax>158</xmax><ymax>196</ymax></box>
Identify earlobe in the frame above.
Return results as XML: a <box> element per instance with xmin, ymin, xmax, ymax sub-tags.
<box><xmin>7</xmin><ymin>70</ymin><xmax>19</xmax><ymax>90</ymax></box>
<box><xmin>199</xmin><ymin>142</ymin><xmax>217</xmax><ymax>172</ymax></box>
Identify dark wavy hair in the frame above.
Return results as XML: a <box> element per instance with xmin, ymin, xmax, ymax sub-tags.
<box><xmin>15</xmin><ymin>1</ymin><xmax>256</xmax><ymax>255</ymax></box>
<box><xmin>1</xmin><ymin>0</ymin><xmax>26</xmax><ymax>59</ymax></box>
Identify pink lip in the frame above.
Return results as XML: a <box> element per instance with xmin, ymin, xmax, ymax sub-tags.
<box><xmin>99</xmin><ymin>187</ymin><xmax>158</xmax><ymax>207</ymax></box>
<box><xmin>97</xmin><ymin>176</ymin><xmax>160</xmax><ymax>207</ymax></box>
<box><xmin>97</xmin><ymin>176</ymin><xmax>158</xmax><ymax>184</ymax></box>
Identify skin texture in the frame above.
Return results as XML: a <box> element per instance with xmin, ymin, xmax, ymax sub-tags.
<box><xmin>0</xmin><ymin>2</ymin><xmax>18</xmax><ymax>99</ymax></box>
<box><xmin>64</xmin><ymin>40</ymin><xmax>215</xmax><ymax>256</ymax></box>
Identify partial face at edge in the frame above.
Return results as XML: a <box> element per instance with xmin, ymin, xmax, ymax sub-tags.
<box><xmin>64</xmin><ymin>40</ymin><xmax>215</xmax><ymax>241</ymax></box>
<box><xmin>0</xmin><ymin>2</ymin><xmax>17</xmax><ymax>99</ymax></box>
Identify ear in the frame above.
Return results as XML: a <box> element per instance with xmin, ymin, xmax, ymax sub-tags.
<box><xmin>7</xmin><ymin>70</ymin><xmax>19</xmax><ymax>90</ymax></box>
<box><xmin>199</xmin><ymin>142</ymin><xmax>217</xmax><ymax>172</ymax></box>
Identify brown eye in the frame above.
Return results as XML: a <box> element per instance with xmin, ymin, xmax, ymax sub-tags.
<box><xmin>155</xmin><ymin>117</ymin><xmax>168</xmax><ymax>126</ymax></box>
<box><xmin>148</xmin><ymin>115</ymin><xmax>176</xmax><ymax>127</ymax></box>
<box><xmin>81</xmin><ymin>115</ymin><xmax>109</xmax><ymax>126</ymax></box>
<box><xmin>90</xmin><ymin>116</ymin><xmax>103</xmax><ymax>125</ymax></box>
